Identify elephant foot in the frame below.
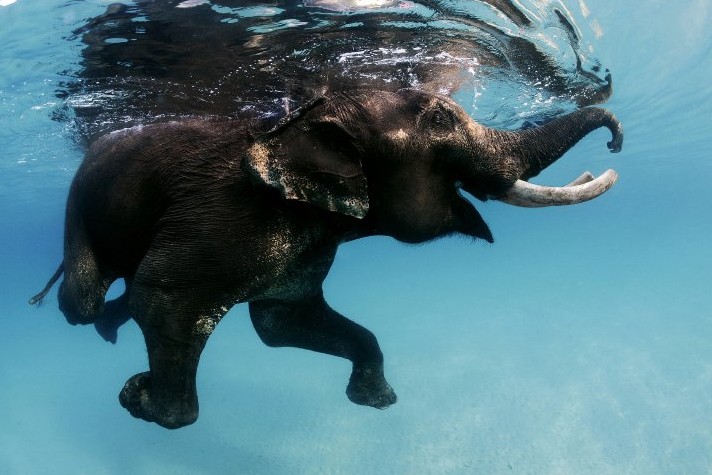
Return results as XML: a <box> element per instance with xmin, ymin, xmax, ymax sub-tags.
<box><xmin>346</xmin><ymin>365</ymin><xmax>397</xmax><ymax>409</ymax></box>
<box><xmin>94</xmin><ymin>295</ymin><xmax>131</xmax><ymax>344</ymax></box>
<box><xmin>94</xmin><ymin>318</ymin><xmax>119</xmax><ymax>344</ymax></box>
<box><xmin>119</xmin><ymin>372</ymin><xmax>153</xmax><ymax>420</ymax></box>
<box><xmin>119</xmin><ymin>372</ymin><xmax>198</xmax><ymax>429</ymax></box>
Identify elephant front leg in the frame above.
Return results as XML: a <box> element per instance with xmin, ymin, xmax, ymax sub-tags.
<box><xmin>119</xmin><ymin>308</ymin><xmax>221</xmax><ymax>429</ymax></box>
<box><xmin>249</xmin><ymin>293</ymin><xmax>397</xmax><ymax>409</ymax></box>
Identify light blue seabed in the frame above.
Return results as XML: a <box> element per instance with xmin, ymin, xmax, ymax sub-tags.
<box><xmin>1</xmin><ymin>1</ymin><xmax>712</xmax><ymax>474</ymax></box>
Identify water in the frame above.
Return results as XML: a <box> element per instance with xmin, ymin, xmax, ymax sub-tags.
<box><xmin>1</xmin><ymin>1</ymin><xmax>711</xmax><ymax>473</ymax></box>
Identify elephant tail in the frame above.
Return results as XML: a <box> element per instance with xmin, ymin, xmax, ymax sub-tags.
<box><xmin>28</xmin><ymin>262</ymin><xmax>64</xmax><ymax>306</ymax></box>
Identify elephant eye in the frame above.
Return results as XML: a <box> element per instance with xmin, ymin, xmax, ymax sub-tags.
<box><xmin>429</xmin><ymin>106</ymin><xmax>458</xmax><ymax>132</ymax></box>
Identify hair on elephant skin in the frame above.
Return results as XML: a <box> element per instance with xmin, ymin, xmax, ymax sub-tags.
<box><xmin>30</xmin><ymin>88</ymin><xmax>623</xmax><ymax>429</ymax></box>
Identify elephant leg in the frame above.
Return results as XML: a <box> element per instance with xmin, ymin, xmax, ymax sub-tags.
<box><xmin>59</xmin><ymin>198</ymin><xmax>114</xmax><ymax>325</ymax></box>
<box><xmin>249</xmin><ymin>293</ymin><xmax>397</xmax><ymax>409</ymax></box>
<box><xmin>119</xmin><ymin>287</ymin><xmax>224</xmax><ymax>429</ymax></box>
<box><xmin>94</xmin><ymin>279</ymin><xmax>133</xmax><ymax>344</ymax></box>
<box><xmin>59</xmin><ymin>245</ymin><xmax>111</xmax><ymax>325</ymax></box>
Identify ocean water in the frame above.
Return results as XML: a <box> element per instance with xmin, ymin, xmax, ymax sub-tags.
<box><xmin>1</xmin><ymin>0</ymin><xmax>711</xmax><ymax>474</ymax></box>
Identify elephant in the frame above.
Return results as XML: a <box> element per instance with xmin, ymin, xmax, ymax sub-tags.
<box><xmin>30</xmin><ymin>88</ymin><xmax>623</xmax><ymax>429</ymax></box>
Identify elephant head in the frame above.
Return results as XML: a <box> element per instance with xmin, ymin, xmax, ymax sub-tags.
<box><xmin>244</xmin><ymin>89</ymin><xmax>623</xmax><ymax>244</ymax></box>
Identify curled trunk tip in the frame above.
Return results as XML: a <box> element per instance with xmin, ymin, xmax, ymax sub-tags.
<box><xmin>495</xmin><ymin>107</ymin><xmax>624</xmax><ymax>180</ymax></box>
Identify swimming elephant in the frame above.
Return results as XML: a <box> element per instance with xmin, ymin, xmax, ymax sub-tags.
<box><xmin>30</xmin><ymin>88</ymin><xmax>623</xmax><ymax>429</ymax></box>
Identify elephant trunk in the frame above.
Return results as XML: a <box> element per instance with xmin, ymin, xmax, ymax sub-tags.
<box><xmin>483</xmin><ymin>107</ymin><xmax>623</xmax><ymax>207</ymax></box>
<box><xmin>499</xmin><ymin>107</ymin><xmax>623</xmax><ymax>180</ymax></box>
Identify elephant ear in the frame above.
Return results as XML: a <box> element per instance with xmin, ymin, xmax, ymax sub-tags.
<box><xmin>243</xmin><ymin>110</ymin><xmax>369</xmax><ymax>219</ymax></box>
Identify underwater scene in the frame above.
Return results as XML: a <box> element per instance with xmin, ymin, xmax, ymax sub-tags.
<box><xmin>1</xmin><ymin>0</ymin><xmax>711</xmax><ymax>473</ymax></box>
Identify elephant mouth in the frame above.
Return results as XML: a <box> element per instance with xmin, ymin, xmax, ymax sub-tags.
<box><xmin>492</xmin><ymin>169</ymin><xmax>619</xmax><ymax>207</ymax></box>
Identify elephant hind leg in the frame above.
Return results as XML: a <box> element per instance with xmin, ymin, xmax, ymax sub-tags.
<box><xmin>58</xmin><ymin>203</ymin><xmax>114</xmax><ymax>325</ymax></box>
<box><xmin>119</xmin><ymin>331</ymin><xmax>204</xmax><ymax>429</ymax></box>
<box><xmin>120</xmin><ymin>284</ymin><xmax>226</xmax><ymax>429</ymax></box>
<box><xmin>249</xmin><ymin>293</ymin><xmax>397</xmax><ymax>409</ymax></box>
<box><xmin>58</xmin><ymin>247</ymin><xmax>112</xmax><ymax>326</ymax></box>
<box><xmin>94</xmin><ymin>280</ymin><xmax>133</xmax><ymax>344</ymax></box>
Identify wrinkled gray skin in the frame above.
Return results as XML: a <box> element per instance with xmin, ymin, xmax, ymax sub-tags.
<box><xmin>31</xmin><ymin>89</ymin><xmax>623</xmax><ymax>429</ymax></box>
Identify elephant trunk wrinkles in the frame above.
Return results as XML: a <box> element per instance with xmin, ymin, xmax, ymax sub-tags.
<box><xmin>494</xmin><ymin>107</ymin><xmax>623</xmax><ymax>181</ymax></box>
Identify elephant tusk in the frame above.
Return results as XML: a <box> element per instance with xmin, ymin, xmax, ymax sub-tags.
<box><xmin>496</xmin><ymin>169</ymin><xmax>619</xmax><ymax>207</ymax></box>
<box><xmin>565</xmin><ymin>171</ymin><xmax>595</xmax><ymax>187</ymax></box>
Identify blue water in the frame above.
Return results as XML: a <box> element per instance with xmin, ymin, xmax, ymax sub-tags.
<box><xmin>2</xmin><ymin>1</ymin><xmax>712</xmax><ymax>473</ymax></box>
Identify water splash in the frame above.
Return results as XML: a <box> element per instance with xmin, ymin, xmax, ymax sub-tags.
<box><xmin>56</xmin><ymin>0</ymin><xmax>615</xmax><ymax>140</ymax></box>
